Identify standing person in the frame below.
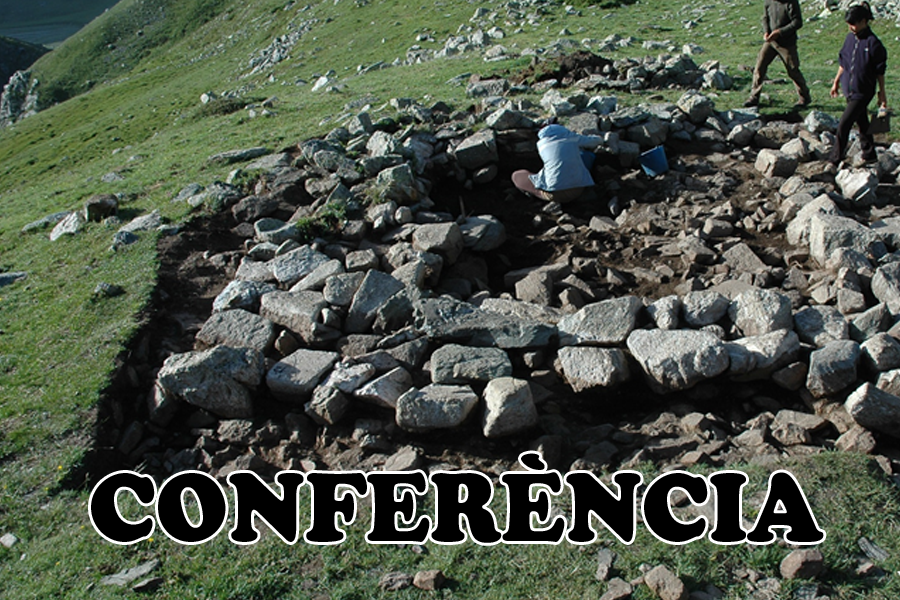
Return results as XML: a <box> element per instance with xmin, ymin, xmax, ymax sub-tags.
<box><xmin>829</xmin><ymin>2</ymin><xmax>888</xmax><ymax>166</ymax></box>
<box><xmin>511</xmin><ymin>124</ymin><xmax>601</xmax><ymax>203</ymax></box>
<box><xmin>744</xmin><ymin>0</ymin><xmax>812</xmax><ymax>108</ymax></box>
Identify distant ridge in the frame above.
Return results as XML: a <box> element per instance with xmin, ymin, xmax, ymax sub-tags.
<box><xmin>0</xmin><ymin>36</ymin><xmax>49</xmax><ymax>90</ymax></box>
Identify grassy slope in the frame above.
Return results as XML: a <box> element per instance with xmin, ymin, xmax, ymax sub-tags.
<box><xmin>0</xmin><ymin>0</ymin><xmax>899</xmax><ymax>597</ymax></box>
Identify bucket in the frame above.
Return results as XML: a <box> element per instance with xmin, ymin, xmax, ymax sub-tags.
<box><xmin>640</xmin><ymin>145</ymin><xmax>668</xmax><ymax>177</ymax></box>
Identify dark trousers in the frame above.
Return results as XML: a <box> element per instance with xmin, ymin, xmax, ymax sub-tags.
<box><xmin>748</xmin><ymin>41</ymin><xmax>811</xmax><ymax>101</ymax></box>
<box><xmin>829</xmin><ymin>95</ymin><xmax>876</xmax><ymax>164</ymax></box>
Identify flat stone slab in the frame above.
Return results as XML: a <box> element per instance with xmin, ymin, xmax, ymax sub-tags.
<box><xmin>414</xmin><ymin>297</ymin><xmax>555</xmax><ymax>349</ymax></box>
<box><xmin>430</xmin><ymin>344</ymin><xmax>512</xmax><ymax>384</ymax></box>
<box><xmin>267</xmin><ymin>349</ymin><xmax>340</xmax><ymax>403</ymax></box>
<box><xmin>396</xmin><ymin>384</ymin><xmax>479</xmax><ymax>432</ymax></box>
<box><xmin>558</xmin><ymin>296</ymin><xmax>643</xmax><ymax>346</ymax></box>
<box><xmin>196</xmin><ymin>309</ymin><xmax>276</xmax><ymax>354</ymax></box>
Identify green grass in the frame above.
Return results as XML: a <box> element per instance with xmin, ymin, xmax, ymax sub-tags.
<box><xmin>1</xmin><ymin>0</ymin><xmax>900</xmax><ymax>596</ymax></box>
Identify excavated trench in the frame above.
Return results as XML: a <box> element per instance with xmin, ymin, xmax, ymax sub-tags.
<box><xmin>82</xmin><ymin>126</ymin><xmax>842</xmax><ymax>490</ymax></box>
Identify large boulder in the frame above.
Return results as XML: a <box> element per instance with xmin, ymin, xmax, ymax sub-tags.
<box><xmin>156</xmin><ymin>346</ymin><xmax>265</xmax><ymax>419</ymax></box>
<box><xmin>195</xmin><ymin>309</ymin><xmax>277</xmax><ymax>354</ymax></box>
<box><xmin>808</xmin><ymin>214</ymin><xmax>885</xmax><ymax>267</ymax></box>
<box><xmin>626</xmin><ymin>329</ymin><xmax>730</xmax><ymax>392</ymax></box>
<box><xmin>453</xmin><ymin>129</ymin><xmax>499</xmax><ymax>170</ymax></box>
<box><xmin>414</xmin><ymin>297</ymin><xmax>555</xmax><ymax>348</ymax></box>
<box><xmin>871</xmin><ymin>262</ymin><xmax>900</xmax><ymax>313</ymax></box>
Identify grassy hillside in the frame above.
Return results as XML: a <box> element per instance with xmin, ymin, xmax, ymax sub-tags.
<box><xmin>1</xmin><ymin>0</ymin><xmax>899</xmax><ymax>597</ymax></box>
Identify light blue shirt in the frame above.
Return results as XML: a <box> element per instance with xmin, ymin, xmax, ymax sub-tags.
<box><xmin>528</xmin><ymin>125</ymin><xmax>601</xmax><ymax>192</ymax></box>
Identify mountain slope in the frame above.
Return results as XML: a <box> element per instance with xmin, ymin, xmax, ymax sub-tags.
<box><xmin>0</xmin><ymin>36</ymin><xmax>49</xmax><ymax>88</ymax></box>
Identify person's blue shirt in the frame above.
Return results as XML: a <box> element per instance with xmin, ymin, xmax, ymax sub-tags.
<box><xmin>529</xmin><ymin>125</ymin><xmax>601</xmax><ymax>192</ymax></box>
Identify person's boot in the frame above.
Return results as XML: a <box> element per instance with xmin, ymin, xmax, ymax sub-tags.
<box><xmin>743</xmin><ymin>96</ymin><xmax>759</xmax><ymax>108</ymax></box>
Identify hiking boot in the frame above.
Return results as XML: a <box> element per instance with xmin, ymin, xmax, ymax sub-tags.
<box><xmin>794</xmin><ymin>94</ymin><xmax>812</xmax><ymax>108</ymax></box>
<box><xmin>743</xmin><ymin>97</ymin><xmax>759</xmax><ymax>108</ymax></box>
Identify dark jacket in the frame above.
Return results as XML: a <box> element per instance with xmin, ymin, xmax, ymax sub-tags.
<box><xmin>763</xmin><ymin>0</ymin><xmax>803</xmax><ymax>47</ymax></box>
<box><xmin>839</xmin><ymin>28</ymin><xmax>887</xmax><ymax>100</ymax></box>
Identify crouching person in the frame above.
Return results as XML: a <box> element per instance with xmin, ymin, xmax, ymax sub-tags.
<box><xmin>511</xmin><ymin>124</ymin><xmax>601</xmax><ymax>203</ymax></box>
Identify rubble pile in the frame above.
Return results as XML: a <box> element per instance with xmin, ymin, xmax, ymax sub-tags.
<box><xmin>77</xmin><ymin>84</ymin><xmax>900</xmax><ymax>483</ymax></box>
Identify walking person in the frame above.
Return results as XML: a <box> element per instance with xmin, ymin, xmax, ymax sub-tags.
<box><xmin>829</xmin><ymin>2</ymin><xmax>888</xmax><ymax>166</ymax></box>
<box><xmin>744</xmin><ymin>0</ymin><xmax>812</xmax><ymax>108</ymax></box>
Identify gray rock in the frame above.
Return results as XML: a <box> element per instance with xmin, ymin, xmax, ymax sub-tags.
<box><xmin>643</xmin><ymin>565</ymin><xmax>688</xmax><ymax>600</ymax></box>
<box><xmin>877</xmin><ymin>368</ymin><xmax>900</xmax><ymax>395</ymax></box>
<box><xmin>871</xmin><ymin>262</ymin><xmax>900</xmax><ymax>314</ymax></box>
<box><xmin>722</xmin><ymin>243</ymin><xmax>767</xmax><ymax>273</ymax></box>
<box><xmin>270</xmin><ymin>246</ymin><xmax>331</xmax><ymax>286</ymax></box>
<box><xmin>376</xmin><ymin>163</ymin><xmax>420</xmax><ymax>204</ymax></box>
<box><xmin>809</xmin><ymin>214</ymin><xmax>885</xmax><ymax>267</ymax></box>
<box><xmin>786</xmin><ymin>195</ymin><xmax>841</xmax><ymax>247</ymax></box>
<box><xmin>291</xmin><ymin>258</ymin><xmax>345</xmax><ymax>292</ymax></box>
<box><xmin>414</xmin><ymin>297</ymin><xmax>555</xmax><ymax>348</ymax></box>
<box><xmin>305</xmin><ymin>386</ymin><xmax>350</xmax><ymax>425</ymax></box>
<box><xmin>836</xmin><ymin>424</ymin><xmax>877</xmax><ymax>453</ymax></box>
<box><xmin>558</xmin><ymin>296</ymin><xmax>643</xmax><ymax>346</ymax></box>
<box><xmin>780</xmin><ymin>549</ymin><xmax>825</xmax><ymax>580</ymax></box>
<box><xmin>213</xmin><ymin>280</ymin><xmax>276</xmax><ymax>313</ymax></box>
<box><xmin>729</xmin><ymin>288</ymin><xmax>793</xmax><ymax>336</ymax></box>
<box><xmin>196</xmin><ymin>309</ymin><xmax>276</xmax><ymax>354</ymax></box>
<box><xmin>323</xmin><ymin>272</ymin><xmax>366</xmax><ymax>307</ymax></box>
<box><xmin>254</xmin><ymin>218</ymin><xmax>300</xmax><ymax>245</ymax></box>
<box><xmin>266</xmin><ymin>349</ymin><xmax>340</xmax><ymax>403</ymax></box>
<box><xmin>682</xmin><ymin>290</ymin><xmax>729</xmax><ymax>327</ymax></box>
<box><xmin>793</xmin><ymin>305</ymin><xmax>849</xmax><ymax>347</ymax></box>
<box><xmin>84</xmin><ymin>194</ymin><xmax>118</xmax><ymax>222</ymax></box>
<box><xmin>485</xmin><ymin>108</ymin><xmax>535</xmax><ymax>130</ymax></box>
<box><xmin>558</xmin><ymin>347</ymin><xmax>631</xmax><ymax>392</ymax></box>
<box><xmin>396</xmin><ymin>384</ymin><xmax>479</xmax><ymax>432</ymax></box>
<box><xmin>21</xmin><ymin>211</ymin><xmax>71</xmax><ymax>233</ymax></box>
<box><xmin>676</xmin><ymin>91</ymin><xmax>714</xmax><ymax>124</ymax></box>
<box><xmin>260</xmin><ymin>290</ymin><xmax>335</xmax><ymax>345</ymax></box>
<box><xmin>354</xmin><ymin>367</ymin><xmax>414</xmax><ymax>408</ymax></box>
<box><xmin>849</xmin><ymin>303</ymin><xmax>893</xmax><ymax>342</ymax></box>
<box><xmin>120</xmin><ymin>209</ymin><xmax>164</xmax><ymax>233</ymax></box>
<box><xmin>806</xmin><ymin>340</ymin><xmax>861</xmax><ymax>398</ymax></box>
<box><xmin>755</xmin><ymin>148</ymin><xmax>797</xmax><ymax>178</ymax></box>
<box><xmin>453</xmin><ymin>129</ymin><xmax>499</xmax><ymax>170</ymax></box>
<box><xmin>322</xmin><ymin>361</ymin><xmax>377</xmax><ymax>393</ymax></box>
<box><xmin>157</xmin><ymin>346</ymin><xmax>265</xmax><ymax>418</ymax></box>
<box><xmin>726</xmin><ymin>329</ymin><xmax>800</xmax><ymax>378</ymax></box>
<box><xmin>459</xmin><ymin>215</ymin><xmax>507</xmax><ymax>252</ymax></box>
<box><xmin>346</xmin><ymin>271</ymin><xmax>405</xmax><ymax>333</ymax></box>
<box><xmin>862</xmin><ymin>333</ymin><xmax>900</xmax><ymax>372</ymax></box>
<box><xmin>412</xmin><ymin>222</ymin><xmax>464</xmax><ymax>264</ymax></box>
<box><xmin>516</xmin><ymin>271</ymin><xmax>553</xmax><ymax>306</ymax></box>
<box><xmin>482</xmin><ymin>377</ymin><xmax>538</xmax><ymax>438</ymax></box>
<box><xmin>626</xmin><ymin>329</ymin><xmax>729</xmax><ymax>392</ymax></box>
<box><xmin>0</xmin><ymin>272</ymin><xmax>27</xmax><ymax>288</ymax></box>
<box><xmin>49</xmin><ymin>211</ymin><xmax>85</xmax><ymax>241</ymax></box>
<box><xmin>100</xmin><ymin>559</ymin><xmax>161</xmax><ymax>587</ymax></box>
<box><xmin>647</xmin><ymin>295</ymin><xmax>681</xmax><ymax>330</ymax></box>
<box><xmin>430</xmin><ymin>344</ymin><xmax>512</xmax><ymax>384</ymax></box>
<box><xmin>844</xmin><ymin>382</ymin><xmax>900</xmax><ymax>437</ymax></box>
<box><xmin>600</xmin><ymin>578</ymin><xmax>633</xmax><ymax>600</ymax></box>
<box><xmin>836</xmin><ymin>168</ymin><xmax>879</xmax><ymax>203</ymax></box>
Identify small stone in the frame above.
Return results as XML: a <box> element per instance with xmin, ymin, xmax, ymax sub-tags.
<box><xmin>600</xmin><ymin>578</ymin><xmax>633</xmax><ymax>600</ymax></box>
<box><xmin>380</xmin><ymin>572</ymin><xmax>413</xmax><ymax>591</ymax></box>
<box><xmin>780</xmin><ymin>549</ymin><xmax>825</xmax><ymax>580</ymax></box>
<box><xmin>413</xmin><ymin>569</ymin><xmax>445</xmax><ymax>591</ymax></box>
<box><xmin>595</xmin><ymin>548</ymin><xmax>617</xmax><ymax>581</ymax></box>
<box><xmin>643</xmin><ymin>565</ymin><xmax>688</xmax><ymax>600</ymax></box>
<box><xmin>0</xmin><ymin>533</ymin><xmax>18</xmax><ymax>548</ymax></box>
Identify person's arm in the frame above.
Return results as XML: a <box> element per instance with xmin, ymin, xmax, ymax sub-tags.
<box><xmin>830</xmin><ymin>66</ymin><xmax>844</xmax><ymax>98</ymax></box>
<box><xmin>877</xmin><ymin>74</ymin><xmax>887</xmax><ymax>109</ymax></box>
<box><xmin>576</xmin><ymin>134</ymin><xmax>603</xmax><ymax>149</ymax></box>
<box><xmin>762</xmin><ymin>0</ymin><xmax>772</xmax><ymax>39</ymax></box>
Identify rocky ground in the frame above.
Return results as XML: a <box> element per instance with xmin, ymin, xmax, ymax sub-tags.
<box><xmin>24</xmin><ymin>47</ymin><xmax>900</xmax><ymax>599</ymax></box>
